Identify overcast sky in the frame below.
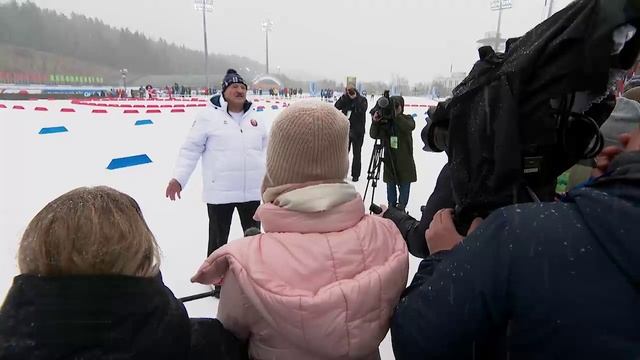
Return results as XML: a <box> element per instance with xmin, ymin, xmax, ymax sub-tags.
<box><xmin>12</xmin><ymin>0</ymin><xmax>574</xmax><ymax>83</ymax></box>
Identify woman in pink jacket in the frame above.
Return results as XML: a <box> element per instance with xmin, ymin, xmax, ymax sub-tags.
<box><xmin>191</xmin><ymin>100</ymin><xmax>409</xmax><ymax>360</ymax></box>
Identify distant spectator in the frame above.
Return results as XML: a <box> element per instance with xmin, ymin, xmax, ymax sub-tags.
<box><xmin>335</xmin><ymin>84</ymin><xmax>368</xmax><ymax>182</ymax></box>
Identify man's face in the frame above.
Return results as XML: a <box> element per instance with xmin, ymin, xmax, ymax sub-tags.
<box><xmin>224</xmin><ymin>83</ymin><xmax>247</xmax><ymax>107</ymax></box>
<box><xmin>346</xmin><ymin>86</ymin><xmax>356</xmax><ymax>98</ymax></box>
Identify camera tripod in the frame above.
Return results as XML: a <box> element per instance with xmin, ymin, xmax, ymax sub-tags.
<box><xmin>363</xmin><ymin>136</ymin><xmax>399</xmax><ymax>213</ymax></box>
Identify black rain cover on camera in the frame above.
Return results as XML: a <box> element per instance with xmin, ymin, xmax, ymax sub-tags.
<box><xmin>432</xmin><ymin>0</ymin><xmax>640</xmax><ymax>223</ymax></box>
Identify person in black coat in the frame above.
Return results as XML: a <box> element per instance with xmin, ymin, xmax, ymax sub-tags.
<box><xmin>391</xmin><ymin>128</ymin><xmax>640</xmax><ymax>359</ymax></box>
<box><xmin>335</xmin><ymin>85</ymin><xmax>368</xmax><ymax>181</ymax></box>
<box><xmin>0</xmin><ymin>186</ymin><xmax>248</xmax><ymax>360</ymax></box>
<box><xmin>384</xmin><ymin>162</ymin><xmax>454</xmax><ymax>258</ymax></box>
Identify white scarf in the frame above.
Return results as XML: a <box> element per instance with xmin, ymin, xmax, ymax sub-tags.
<box><xmin>274</xmin><ymin>183</ymin><xmax>358</xmax><ymax>213</ymax></box>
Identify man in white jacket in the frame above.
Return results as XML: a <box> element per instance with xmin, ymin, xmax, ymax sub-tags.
<box><xmin>166</xmin><ymin>69</ymin><xmax>268</xmax><ymax>296</ymax></box>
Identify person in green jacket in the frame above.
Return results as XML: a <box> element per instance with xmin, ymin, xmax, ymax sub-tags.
<box><xmin>370</xmin><ymin>96</ymin><xmax>417</xmax><ymax>210</ymax></box>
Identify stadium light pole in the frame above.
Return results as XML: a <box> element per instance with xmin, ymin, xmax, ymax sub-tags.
<box><xmin>195</xmin><ymin>0</ymin><xmax>214</xmax><ymax>89</ymax></box>
<box><xmin>120</xmin><ymin>68</ymin><xmax>128</xmax><ymax>89</ymax></box>
<box><xmin>490</xmin><ymin>0</ymin><xmax>512</xmax><ymax>51</ymax></box>
<box><xmin>262</xmin><ymin>20</ymin><xmax>274</xmax><ymax>74</ymax></box>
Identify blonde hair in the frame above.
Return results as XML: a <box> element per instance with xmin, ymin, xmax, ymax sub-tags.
<box><xmin>18</xmin><ymin>186</ymin><xmax>160</xmax><ymax>277</ymax></box>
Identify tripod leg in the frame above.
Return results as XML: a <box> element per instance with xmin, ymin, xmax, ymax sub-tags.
<box><xmin>364</xmin><ymin>143</ymin><xmax>383</xmax><ymax>211</ymax></box>
<box><xmin>370</xmin><ymin>147</ymin><xmax>384</xmax><ymax>209</ymax></box>
<box><xmin>364</xmin><ymin>141</ymin><xmax>381</xmax><ymax>201</ymax></box>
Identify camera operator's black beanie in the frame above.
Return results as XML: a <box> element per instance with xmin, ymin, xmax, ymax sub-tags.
<box><xmin>222</xmin><ymin>69</ymin><xmax>247</xmax><ymax>94</ymax></box>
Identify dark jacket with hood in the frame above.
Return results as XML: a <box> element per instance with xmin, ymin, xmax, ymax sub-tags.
<box><xmin>369</xmin><ymin>96</ymin><xmax>418</xmax><ymax>184</ymax></box>
<box><xmin>335</xmin><ymin>90</ymin><xmax>368</xmax><ymax>138</ymax></box>
<box><xmin>0</xmin><ymin>273</ymin><xmax>248</xmax><ymax>360</ymax></box>
<box><xmin>391</xmin><ymin>151</ymin><xmax>640</xmax><ymax>360</ymax></box>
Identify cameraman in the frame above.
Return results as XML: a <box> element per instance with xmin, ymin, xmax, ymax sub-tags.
<box><xmin>391</xmin><ymin>127</ymin><xmax>640</xmax><ymax>360</ymax></box>
<box><xmin>335</xmin><ymin>85</ymin><xmax>368</xmax><ymax>182</ymax></box>
<box><xmin>370</xmin><ymin>96</ymin><xmax>417</xmax><ymax>211</ymax></box>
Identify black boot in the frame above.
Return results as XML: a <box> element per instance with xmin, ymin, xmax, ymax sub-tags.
<box><xmin>395</xmin><ymin>204</ymin><xmax>408</xmax><ymax>214</ymax></box>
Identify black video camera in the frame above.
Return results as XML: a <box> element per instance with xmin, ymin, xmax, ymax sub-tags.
<box><xmin>374</xmin><ymin>90</ymin><xmax>397</xmax><ymax>124</ymax></box>
<box><xmin>420</xmin><ymin>0</ymin><xmax>640</xmax><ymax>233</ymax></box>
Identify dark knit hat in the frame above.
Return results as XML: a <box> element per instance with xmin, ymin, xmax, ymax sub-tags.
<box><xmin>222</xmin><ymin>69</ymin><xmax>247</xmax><ymax>93</ymax></box>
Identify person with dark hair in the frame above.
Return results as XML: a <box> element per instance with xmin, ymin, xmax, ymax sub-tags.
<box><xmin>391</xmin><ymin>127</ymin><xmax>640</xmax><ymax>359</ymax></box>
<box><xmin>166</xmin><ymin>69</ymin><xmax>267</xmax><ymax>298</ymax></box>
<box><xmin>335</xmin><ymin>84</ymin><xmax>368</xmax><ymax>182</ymax></box>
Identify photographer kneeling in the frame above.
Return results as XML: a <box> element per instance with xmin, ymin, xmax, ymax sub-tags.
<box><xmin>370</xmin><ymin>96</ymin><xmax>417</xmax><ymax>211</ymax></box>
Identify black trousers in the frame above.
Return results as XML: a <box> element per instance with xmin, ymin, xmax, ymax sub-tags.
<box><xmin>206</xmin><ymin>201</ymin><xmax>260</xmax><ymax>256</ymax></box>
<box><xmin>349</xmin><ymin>134</ymin><xmax>364</xmax><ymax>179</ymax></box>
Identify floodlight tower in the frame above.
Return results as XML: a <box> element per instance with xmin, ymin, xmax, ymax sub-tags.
<box><xmin>262</xmin><ymin>19</ymin><xmax>274</xmax><ymax>74</ymax></box>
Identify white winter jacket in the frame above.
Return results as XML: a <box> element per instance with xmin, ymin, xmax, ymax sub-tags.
<box><xmin>172</xmin><ymin>95</ymin><xmax>268</xmax><ymax>204</ymax></box>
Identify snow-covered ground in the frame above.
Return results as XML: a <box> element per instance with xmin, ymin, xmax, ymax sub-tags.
<box><xmin>0</xmin><ymin>95</ymin><xmax>446</xmax><ymax>359</ymax></box>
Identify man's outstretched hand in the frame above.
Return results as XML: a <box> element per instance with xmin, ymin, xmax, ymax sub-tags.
<box><xmin>165</xmin><ymin>178</ymin><xmax>182</xmax><ymax>201</ymax></box>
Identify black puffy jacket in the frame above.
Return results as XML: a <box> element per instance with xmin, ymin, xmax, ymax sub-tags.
<box><xmin>0</xmin><ymin>273</ymin><xmax>248</xmax><ymax>360</ymax></box>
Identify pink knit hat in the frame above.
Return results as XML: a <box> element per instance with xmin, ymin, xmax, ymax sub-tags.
<box><xmin>262</xmin><ymin>100</ymin><xmax>349</xmax><ymax>194</ymax></box>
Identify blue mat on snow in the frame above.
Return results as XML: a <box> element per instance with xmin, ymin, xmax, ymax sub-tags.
<box><xmin>39</xmin><ymin>126</ymin><xmax>68</xmax><ymax>134</ymax></box>
<box><xmin>135</xmin><ymin>119</ymin><xmax>154</xmax><ymax>126</ymax></box>
<box><xmin>107</xmin><ymin>154</ymin><xmax>152</xmax><ymax>170</ymax></box>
